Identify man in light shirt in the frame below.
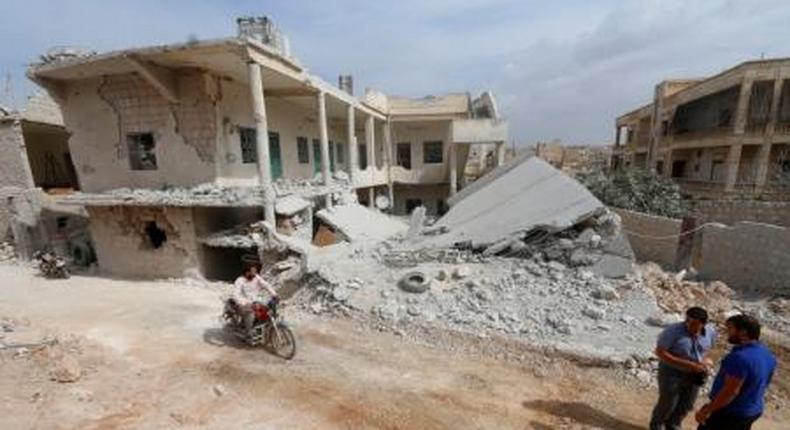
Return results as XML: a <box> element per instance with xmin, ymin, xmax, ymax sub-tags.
<box><xmin>233</xmin><ymin>263</ymin><xmax>278</xmax><ymax>332</ymax></box>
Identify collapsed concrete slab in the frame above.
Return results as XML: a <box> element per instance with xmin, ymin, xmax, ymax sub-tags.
<box><xmin>425</xmin><ymin>158</ymin><xmax>603</xmax><ymax>247</ymax></box>
<box><xmin>316</xmin><ymin>204</ymin><xmax>407</xmax><ymax>243</ymax></box>
<box><xmin>417</xmin><ymin>157</ymin><xmax>634</xmax><ymax>279</ymax></box>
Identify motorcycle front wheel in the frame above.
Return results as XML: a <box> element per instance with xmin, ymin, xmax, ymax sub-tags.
<box><xmin>266</xmin><ymin>322</ymin><xmax>296</xmax><ymax>360</ymax></box>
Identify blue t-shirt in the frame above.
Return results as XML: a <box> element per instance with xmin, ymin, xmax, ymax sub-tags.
<box><xmin>710</xmin><ymin>342</ymin><xmax>777</xmax><ymax>417</ymax></box>
<box><xmin>656</xmin><ymin>322</ymin><xmax>716</xmax><ymax>365</ymax></box>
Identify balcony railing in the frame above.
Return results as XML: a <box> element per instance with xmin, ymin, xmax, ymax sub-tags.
<box><xmin>775</xmin><ymin>122</ymin><xmax>790</xmax><ymax>135</ymax></box>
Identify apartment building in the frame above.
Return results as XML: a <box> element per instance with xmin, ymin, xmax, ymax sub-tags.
<box><xmin>612</xmin><ymin>59</ymin><xmax>790</xmax><ymax>200</ymax></box>
<box><xmin>26</xmin><ymin>17</ymin><xmax>507</xmax><ymax>279</ymax></box>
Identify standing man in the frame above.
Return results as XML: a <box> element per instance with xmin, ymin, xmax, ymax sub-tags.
<box><xmin>696</xmin><ymin>314</ymin><xmax>777</xmax><ymax>430</ymax></box>
<box><xmin>650</xmin><ymin>307</ymin><xmax>717</xmax><ymax>430</ymax></box>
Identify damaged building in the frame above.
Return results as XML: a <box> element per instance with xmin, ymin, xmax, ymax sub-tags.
<box><xmin>0</xmin><ymin>93</ymin><xmax>90</xmax><ymax>262</ymax></box>
<box><xmin>612</xmin><ymin>58</ymin><xmax>790</xmax><ymax>200</ymax></box>
<box><xmin>25</xmin><ymin>17</ymin><xmax>507</xmax><ymax>279</ymax></box>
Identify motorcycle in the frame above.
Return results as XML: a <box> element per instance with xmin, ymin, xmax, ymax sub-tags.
<box><xmin>33</xmin><ymin>251</ymin><xmax>69</xmax><ymax>279</ymax></box>
<box><xmin>222</xmin><ymin>297</ymin><xmax>296</xmax><ymax>360</ymax></box>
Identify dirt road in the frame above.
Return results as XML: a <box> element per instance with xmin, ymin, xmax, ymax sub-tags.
<box><xmin>0</xmin><ymin>264</ymin><xmax>787</xmax><ymax>429</ymax></box>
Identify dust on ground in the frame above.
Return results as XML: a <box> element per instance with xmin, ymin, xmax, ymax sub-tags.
<box><xmin>1</xmin><ymin>264</ymin><xmax>788</xmax><ymax>429</ymax></box>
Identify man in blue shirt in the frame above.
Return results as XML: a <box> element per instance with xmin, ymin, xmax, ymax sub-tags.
<box><xmin>696</xmin><ymin>314</ymin><xmax>777</xmax><ymax>430</ymax></box>
<box><xmin>650</xmin><ymin>307</ymin><xmax>717</xmax><ymax>430</ymax></box>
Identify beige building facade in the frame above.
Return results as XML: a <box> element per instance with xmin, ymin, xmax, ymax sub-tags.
<box><xmin>27</xmin><ymin>17</ymin><xmax>507</xmax><ymax>279</ymax></box>
<box><xmin>612</xmin><ymin>59</ymin><xmax>790</xmax><ymax>200</ymax></box>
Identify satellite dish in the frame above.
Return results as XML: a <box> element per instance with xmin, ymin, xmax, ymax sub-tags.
<box><xmin>375</xmin><ymin>195</ymin><xmax>390</xmax><ymax>210</ymax></box>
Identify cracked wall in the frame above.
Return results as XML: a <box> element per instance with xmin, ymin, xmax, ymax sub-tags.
<box><xmin>86</xmin><ymin>206</ymin><xmax>200</xmax><ymax>278</ymax></box>
<box><xmin>64</xmin><ymin>73</ymin><xmax>215</xmax><ymax>192</ymax></box>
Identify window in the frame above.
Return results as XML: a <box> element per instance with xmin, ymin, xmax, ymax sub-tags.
<box><xmin>239</xmin><ymin>127</ymin><xmax>257</xmax><ymax>164</ymax></box>
<box><xmin>423</xmin><ymin>141</ymin><xmax>443</xmax><ymax>164</ymax></box>
<box><xmin>297</xmin><ymin>137</ymin><xmax>309</xmax><ymax>164</ymax></box>
<box><xmin>127</xmin><ymin>133</ymin><xmax>157</xmax><ymax>170</ymax></box>
<box><xmin>655</xmin><ymin>161</ymin><xmax>664</xmax><ymax>176</ymax></box>
<box><xmin>397</xmin><ymin>142</ymin><xmax>412</xmax><ymax>169</ymax></box>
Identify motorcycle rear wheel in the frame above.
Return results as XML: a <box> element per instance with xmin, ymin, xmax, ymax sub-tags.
<box><xmin>266</xmin><ymin>323</ymin><xmax>296</xmax><ymax>360</ymax></box>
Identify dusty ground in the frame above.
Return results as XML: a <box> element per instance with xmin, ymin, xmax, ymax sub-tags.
<box><xmin>0</xmin><ymin>264</ymin><xmax>787</xmax><ymax>430</ymax></box>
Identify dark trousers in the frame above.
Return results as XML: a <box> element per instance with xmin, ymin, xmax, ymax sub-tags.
<box><xmin>698</xmin><ymin>411</ymin><xmax>760</xmax><ymax>430</ymax></box>
<box><xmin>650</xmin><ymin>364</ymin><xmax>701</xmax><ymax>430</ymax></box>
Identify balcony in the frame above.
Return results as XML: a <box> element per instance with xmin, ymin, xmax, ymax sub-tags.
<box><xmin>672</xmin><ymin>127</ymin><xmax>732</xmax><ymax>142</ymax></box>
<box><xmin>450</xmin><ymin>118</ymin><xmax>508</xmax><ymax>143</ymax></box>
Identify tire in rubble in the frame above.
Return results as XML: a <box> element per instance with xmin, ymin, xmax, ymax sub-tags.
<box><xmin>266</xmin><ymin>323</ymin><xmax>296</xmax><ymax>360</ymax></box>
<box><xmin>398</xmin><ymin>271</ymin><xmax>431</xmax><ymax>294</ymax></box>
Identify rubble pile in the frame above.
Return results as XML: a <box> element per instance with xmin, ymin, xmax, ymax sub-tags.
<box><xmin>636</xmin><ymin>263</ymin><xmax>735</xmax><ymax>320</ymax></box>
<box><xmin>0</xmin><ymin>241</ymin><xmax>18</xmax><ymax>264</ymax></box>
<box><xmin>297</xmin><ymin>243</ymin><xmax>663</xmax><ymax>362</ymax></box>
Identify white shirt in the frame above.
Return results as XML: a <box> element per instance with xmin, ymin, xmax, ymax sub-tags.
<box><xmin>233</xmin><ymin>274</ymin><xmax>274</xmax><ymax>306</ymax></box>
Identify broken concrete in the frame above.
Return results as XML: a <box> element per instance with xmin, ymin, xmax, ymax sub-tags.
<box><xmin>316</xmin><ymin>203</ymin><xmax>407</xmax><ymax>243</ymax></box>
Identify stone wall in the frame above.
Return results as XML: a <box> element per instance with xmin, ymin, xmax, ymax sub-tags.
<box><xmin>698</xmin><ymin>222</ymin><xmax>790</xmax><ymax>294</ymax></box>
<box><xmin>690</xmin><ymin>200</ymin><xmax>790</xmax><ymax>228</ymax></box>
<box><xmin>86</xmin><ymin>206</ymin><xmax>200</xmax><ymax>279</ymax></box>
<box><xmin>615</xmin><ymin>209</ymin><xmax>681</xmax><ymax>270</ymax></box>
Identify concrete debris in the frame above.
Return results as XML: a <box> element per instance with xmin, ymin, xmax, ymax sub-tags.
<box><xmin>275</xmin><ymin>195</ymin><xmax>312</xmax><ymax>216</ymax></box>
<box><xmin>0</xmin><ymin>242</ymin><xmax>18</xmax><ymax>264</ymax></box>
<box><xmin>423</xmin><ymin>158</ymin><xmax>605</xmax><ymax>249</ymax></box>
<box><xmin>406</xmin><ymin>206</ymin><xmax>426</xmax><ymax>241</ymax></box>
<box><xmin>414</xmin><ymin>158</ymin><xmax>634</xmax><ymax>279</ymax></box>
<box><xmin>635</xmin><ymin>263</ymin><xmax>734</xmax><ymax>319</ymax></box>
<box><xmin>49</xmin><ymin>355</ymin><xmax>82</xmax><ymax>383</ymax></box>
<box><xmin>295</xmin><ymin>245</ymin><xmax>662</xmax><ymax>362</ymax></box>
<box><xmin>316</xmin><ymin>203</ymin><xmax>407</xmax><ymax>243</ymax></box>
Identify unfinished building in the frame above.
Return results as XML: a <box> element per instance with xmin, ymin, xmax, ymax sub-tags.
<box><xmin>612</xmin><ymin>59</ymin><xmax>790</xmax><ymax>200</ymax></box>
<box><xmin>26</xmin><ymin>17</ymin><xmax>507</xmax><ymax>279</ymax></box>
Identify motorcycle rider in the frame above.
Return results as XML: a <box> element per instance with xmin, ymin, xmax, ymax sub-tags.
<box><xmin>232</xmin><ymin>263</ymin><xmax>279</xmax><ymax>333</ymax></box>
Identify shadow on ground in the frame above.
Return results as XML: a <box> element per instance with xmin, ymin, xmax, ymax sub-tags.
<box><xmin>523</xmin><ymin>399</ymin><xmax>645</xmax><ymax>430</ymax></box>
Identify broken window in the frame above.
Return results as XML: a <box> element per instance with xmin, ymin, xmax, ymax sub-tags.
<box><xmin>239</xmin><ymin>127</ymin><xmax>257</xmax><ymax>164</ymax></box>
<box><xmin>423</xmin><ymin>141</ymin><xmax>443</xmax><ymax>164</ymax></box>
<box><xmin>144</xmin><ymin>221</ymin><xmax>167</xmax><ymax>249</ymax></box>
<box><xmin>127</xmin><ymin>133</ymin><xmax>157</xmax><ymax>170</ymax></box>
<box><xmin>397</xmin><ymin>142</ymin><xmax>412</xmax><ymax>169</ymax></box>
<box><xmin>297</xmin><ymin>137</ymin><xmax>309</xmax><ymax>164</ymax></box>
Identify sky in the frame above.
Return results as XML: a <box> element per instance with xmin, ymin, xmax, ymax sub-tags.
<box><xmin>2</xmin><ymin>0</ymin><xmax>790</xmax><ymax>146</ymax></box>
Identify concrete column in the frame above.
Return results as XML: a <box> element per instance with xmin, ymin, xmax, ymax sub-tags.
<box><xmin>615</xmin><ymin>126</ymin><xmax>621</xmax><ymax>147</ymax></box>
<box><xmin>663</xmin><ymin>151</ymin><xmax>673</xmax><ymax>179</ymax></box>
<box><xmin>317</xmin><ymin>91</ymin><xmax>332</xmax><ymax>207</ymax></box>
<box><xmin>734</xmin><ymin>77</ymin><xmax>755</xmax><ymax>135</ymax></box>
<box><xmin>756</xmin><ymin>75</ymin><xmax>785</xmax><ymax>188</ymax></box>
<box><xmin>496</xmin><ymin>141</ymin><xmax>506</xmax><ymax>166</ymax></box>
<box><xmin>724</xmin><ymin>144</ymin><xmax>743</xmax><ymax>191</ymax></box>
<box><xmin>449</xmin><ymin>143</ymin><xmax>458</xmax><ymax>196</ymax></box>
<box><xmin>365</xmin><ymin>115</ymin><xmax>375</xmax><ymax>171</ymax></box>
<box><xmin>383</xmin><ymin>120</ymin><xmax>394</xmax><ymax>209</ymax></box>
<box><xmin>248</xmin><ymin>62</ymin><xmax>275</xmax><ymax>223</ymax></box>
<box><xmin>347</xmin><ymin>104</ymin><xmax>358</xmax><ymax>181</ymax></box>
<box><xmin>368</xmin><ymin>187</ymin><xmax>375</xmax><ymax>209</ymax></box>
<box><xmin>755</xmin><ymin>143</ymin><xmax>773</xmax><ymax>188</ymax></box>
